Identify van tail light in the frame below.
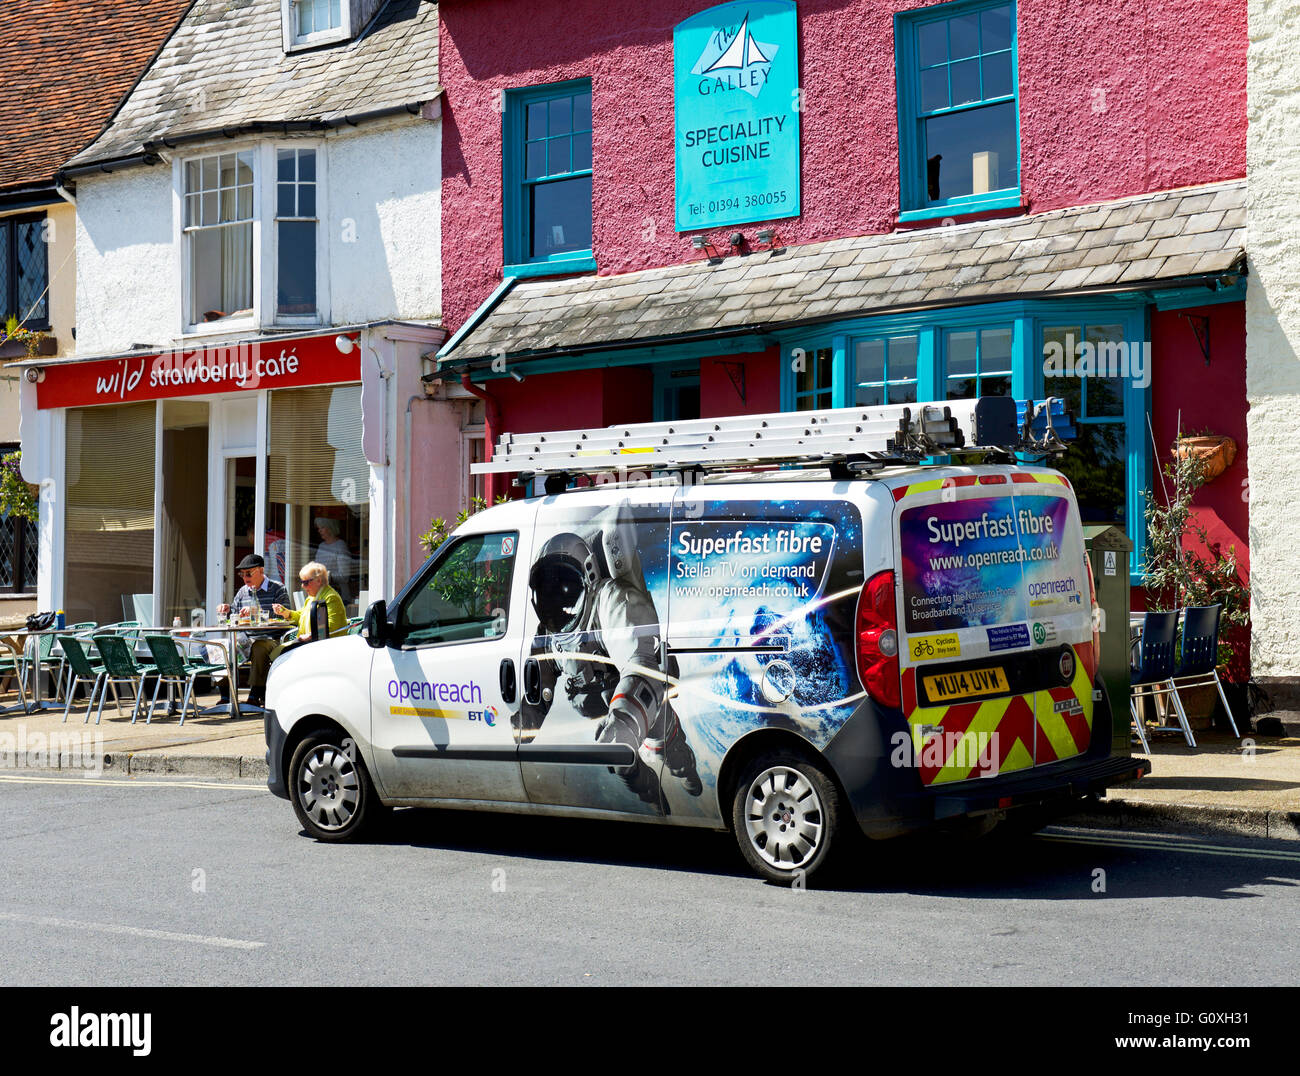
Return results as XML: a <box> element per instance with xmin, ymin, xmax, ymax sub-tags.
<box><xmin>856</xmin><ymin>570</ymin><xmax>901</xmax><ymax>710</ymax></box>
<box><xmin>1084</xmin><ymin>555</ymin><xmax>1100</xmax><ymax>681</ymax></box>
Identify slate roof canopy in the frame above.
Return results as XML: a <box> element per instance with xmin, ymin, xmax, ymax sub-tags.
<box><xmin>66</xmin><ymin>0</ymin><xmax>441</xmax><ymax>172</ymax></box>
<box><xmin>0</xmin><ymin>0</ymin><xmax>192</xmax><ymax>194</ymax></box>
<box><xmin>440</xmin><ymin>180</ymin><xmax>1247</xmax><ymax>368</ymax></box>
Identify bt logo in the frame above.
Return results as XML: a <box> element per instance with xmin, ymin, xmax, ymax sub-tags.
<box><xmin>468</xmin><ymin>706</ymin><xmax>499</xmax><ymax>727</ymax></box>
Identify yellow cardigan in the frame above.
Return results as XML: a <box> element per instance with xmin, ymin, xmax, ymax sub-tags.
<box><xmin>285</xmin><ymin>583</ymin><xmax>348</xmax><ymax>638</ymax></box>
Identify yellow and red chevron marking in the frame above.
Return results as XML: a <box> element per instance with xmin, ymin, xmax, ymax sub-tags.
<box><xmin>901</xmin><ymin>666</ymin><xmax>1035</xmax><ymax>785</ymax></box>
<box><xmin>1032</xmin><ymin>646</ymin><xmax>1094</xmax><ymax>764</ymax></box>
<box><xmin>901</xmin><ymin>645</ymin><xmax>1093</xmax><ymax>783</ymax></box>
<box><xmin>891</xmin><ymin>471</ymin><xmax>1070</xmax><ymax>502</ymax></box>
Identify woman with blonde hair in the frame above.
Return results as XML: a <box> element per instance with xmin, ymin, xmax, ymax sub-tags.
<box><xmin>273</xmin><ymin>561</ymin><xmax>348</xmax><ymax>640</ymax></box>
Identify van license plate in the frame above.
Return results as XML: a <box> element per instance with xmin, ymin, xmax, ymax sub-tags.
<box><xmin>923</xmin><ymin>667</ymin><xmax>1010</xmax><ymax>702</ymax></box>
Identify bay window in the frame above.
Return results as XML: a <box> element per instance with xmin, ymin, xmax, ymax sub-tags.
<box><xmin>181</xmin><ymin>143</ymin><xmax>324</xmax><ymax>331</ymax></box>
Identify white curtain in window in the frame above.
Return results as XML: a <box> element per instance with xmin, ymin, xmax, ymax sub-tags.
<box><xmin>221</xmin><ymin>222</ymin><xmax>253</xmax><ymax>315</ymax></box>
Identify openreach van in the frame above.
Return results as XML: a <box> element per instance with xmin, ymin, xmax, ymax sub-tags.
<box><xmin>264</xmin><ymin>397</ymin><xmax>1149</xmax><ymax>883</ymax></box>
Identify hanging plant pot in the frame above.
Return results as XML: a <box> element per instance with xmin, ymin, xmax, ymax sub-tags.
<box><xmin>1174</xmin><ymin>435</ymin><xmax>1237</xmax><ymax>482</ymax></box>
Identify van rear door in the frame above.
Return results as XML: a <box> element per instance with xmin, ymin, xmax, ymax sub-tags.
<box><xmin>892</xmin><ymin>471</ymin><xmax>1094</xmax><ymax>786</ymax></box>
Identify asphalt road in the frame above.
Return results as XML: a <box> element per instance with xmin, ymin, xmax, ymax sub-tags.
<box><xmin>1</xmin><ymin>771</ymin><xmax>1297</xmax><ymax>986</ymax></box>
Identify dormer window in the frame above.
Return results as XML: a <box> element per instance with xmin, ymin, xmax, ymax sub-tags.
<box><xmin>294</xmin><ymin>0</ymin><xmax>341</xmax><ymax>38</ymax></box>
<box><xmin>282</xmin><ymin>0</ymin><xmax>351</xmax><ymax>50</ymax></box>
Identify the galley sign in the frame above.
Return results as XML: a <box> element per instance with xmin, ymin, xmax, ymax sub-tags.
<box><xmin>674</xmin><ymin>0</ymin><xmax>801</xmax><ymax>232</ymax></box>
<box><xmin>35</xmin><ymin>333</ymin><xmax>361</xmax><ymax>409</ymax></box>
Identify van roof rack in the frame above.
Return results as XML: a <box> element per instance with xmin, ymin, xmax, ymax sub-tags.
<box><xmin>473</xmin><ymin>396</ymin><xmax>1075</xmax><ymax>490</ymax></box>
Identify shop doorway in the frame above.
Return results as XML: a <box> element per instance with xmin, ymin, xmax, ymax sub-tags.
<box><xmin>160</xmin><ymin>402</ymin><xmax>209</xmax><ymax>625</ymax></box>
<box><xmin>224</xmin><ymin>456</ymin><xmax>258</xmax><ymax>602</ymax></box>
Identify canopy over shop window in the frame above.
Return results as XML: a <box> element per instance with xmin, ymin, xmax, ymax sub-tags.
<box><xmin>65</xmin><ymin>403</ymin><xmax>156</xmax><ymax>624</ymax></box>
<box><xmin>267</xmin><ymin>385</ymin><xmax>368</xmax><ymax>608</ymax></box>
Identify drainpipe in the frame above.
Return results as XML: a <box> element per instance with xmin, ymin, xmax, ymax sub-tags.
<box><xmin>460</xmin><ymin>374</ymin><xmax>501</xmax><ymax>505</ymax></box>
<box><xmin>404</xmin><ymin>391</ymin><xmax>434</xmax><ymax>576</ymax></box>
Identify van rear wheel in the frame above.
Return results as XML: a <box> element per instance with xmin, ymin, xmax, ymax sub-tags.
<box><xmin>731</xmin><ymin>750</ymin><xmax>844</xmax><ymax>884</ymax></box>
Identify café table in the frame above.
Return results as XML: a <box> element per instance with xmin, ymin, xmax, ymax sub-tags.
<box><xmin>182</xmin><ymin>620</ymin><xmax>295</xmax><ymax>719</ymax></box>
<box><xmin>0</xmin><ymin>626</ymin><xmax>78</xmax><ymax>716</ymax></box>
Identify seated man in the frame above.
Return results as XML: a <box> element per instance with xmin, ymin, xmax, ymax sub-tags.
<box><xmin>217</xmin><ymin>554</ymin><xmax>288</xmax><ymax>708</ymax></box>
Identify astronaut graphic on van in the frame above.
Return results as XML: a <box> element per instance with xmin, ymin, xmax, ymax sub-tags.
<box><xmin>515</xmin><ymin>504</ymin><xmax>703</xmax><ymax>806</ymax></box>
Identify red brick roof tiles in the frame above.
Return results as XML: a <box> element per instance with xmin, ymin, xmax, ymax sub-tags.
<box><xmin>0</xmin><ymin>0</ymin><xmax>192</xmax><ymax>192</ymax></box>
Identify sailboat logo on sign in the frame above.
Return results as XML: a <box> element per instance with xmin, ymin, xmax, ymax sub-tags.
<box><xmin>693</xmin><ymin>13</ymin><xmax>779</xmax><ymax>97</ymax></box>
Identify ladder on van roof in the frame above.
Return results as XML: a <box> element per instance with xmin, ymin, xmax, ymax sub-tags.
<box><xmin>472</xmin><ymin>395</ymin><xmax>1076</xmax><ymax>489</ymax></box>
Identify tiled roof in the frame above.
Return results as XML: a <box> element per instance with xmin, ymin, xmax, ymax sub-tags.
<box><xmin>67</xmin><ymin>0</ymin><xmax>440</xmax><ymax>170</ymax></box>
<box><xmin>0</xmin><ymin>0</ymin><xmax>192</xmax><ymax>192</ymax></box>
<box><xmin>441</xmin><ymin>180</ymin><xmax>1247</xmax><ymax>366</ymax></box>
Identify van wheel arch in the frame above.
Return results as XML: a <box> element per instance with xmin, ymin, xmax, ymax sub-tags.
<box><xmin>281</xmin><ymin>716</ymin><xmax>361</xmax><ymax>791</ymax></box>
<box><xmin>717</xmin><ymin>729</ymin><xmax>849</xmax><ymax>830</ymax></box>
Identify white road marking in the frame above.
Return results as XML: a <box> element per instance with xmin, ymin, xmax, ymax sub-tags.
<box><xmin>0</xmin><ymin>773</ymin><xmax>260</xmax><ymax>792</ymax></box>
<box><xmin>0</xmin><ymin>911</ymin><xmax>265</xmax><ymax>950</ymax></box>
<box><xmin>1041</xmin><ymin>831</ymin><xmax>1300</xmax><ymax>863</ymax></box>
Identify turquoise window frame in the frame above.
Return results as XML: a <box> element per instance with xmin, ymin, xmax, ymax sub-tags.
<box><xmin>779</xmin><ymin>298</ymin><xmax>1150</xmax><ymax>582</ymax></box>
<box><xmin>852</xmin><ymin>332</ymin><xmax>922</xmax><ymax>405</ymax></box>
<box><xmin>894</xmin><ymin>0</ymin><xmax>1022</xmax><ymax>222</ymax></box>
<box><xmin>502</xmin><ymin>79</ymin><xmax>597</xmax><ymax>278</ymax></box>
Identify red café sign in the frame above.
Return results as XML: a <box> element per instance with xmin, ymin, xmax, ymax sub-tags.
<box><xmin>36</xmin><ymin>333</ymin><xmax>362</xmax><ymax>409</ymax></box>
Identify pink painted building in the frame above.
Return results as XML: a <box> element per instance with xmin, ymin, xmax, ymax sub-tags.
<box><xmin>432</xmin><ymin>1</ymin><xmax>1250</xmax><ymax>680</ymax></box>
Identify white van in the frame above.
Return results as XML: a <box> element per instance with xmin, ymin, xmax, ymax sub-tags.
<box><xmin>264</xmin><ymin>399</ymin><xmax>1148</xmax><ymax>882</ymax></box>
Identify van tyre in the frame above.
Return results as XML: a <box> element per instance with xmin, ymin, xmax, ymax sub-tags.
<box><xmin>731</xmin><ymin>750</ymin><xmax>845</xmax><ymax>884</ymax></box>
<box><xmin>289</xmin><ymin>732</ymin><xmax>383</xmax><ymax>842</ymax></box>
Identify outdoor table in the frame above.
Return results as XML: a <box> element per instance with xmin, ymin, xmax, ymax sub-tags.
<box><xmin>0</xmin><ymin>627</ymin><xmax>76</xmax><ymax>716</ymax></box>
<box><xmin>182</xmin><ymin>621</ymin><xmax>294</xmax><ymax>719</ymax></box>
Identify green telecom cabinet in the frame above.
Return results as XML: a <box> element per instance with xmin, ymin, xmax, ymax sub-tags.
<box><xmin>1083</xmin><ymin>525</ymin><xmax>1135</xmax><ymax>754</ymax></box>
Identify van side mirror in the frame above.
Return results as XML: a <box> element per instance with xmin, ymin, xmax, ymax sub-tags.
<box><xmin>362</xmin><ymin>600</ymin><xmax>389</xmax><ymax>649</ymax></box>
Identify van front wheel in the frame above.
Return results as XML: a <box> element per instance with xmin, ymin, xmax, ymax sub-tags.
<box><xmin>731</xmin><ymin>751</ymin><xmax>843</xmax><ymax>884</ymax></box>
<box><xmin>289</xmin><ymin>732</ymin><xmax>381</xmax><ymax>841</ymax></box>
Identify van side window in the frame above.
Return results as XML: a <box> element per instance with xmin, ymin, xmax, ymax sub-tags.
<box><xmin>398</xmin><ymin>532</ymin><xmax>518</xmax><ymax>646</ymax></box>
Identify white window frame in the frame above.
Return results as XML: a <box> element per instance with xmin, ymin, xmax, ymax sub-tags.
<box><xmin>177</xmin><ymin>146</ymin><xmax>259</xmax><ymax>337</ymax></box>
<box><xmin>281</xmin><ymin>0</ymin><xmax>351</xmax><ymax>51</ymax></box>
<box><xmin>175</xmin><ymin>141</ymin><xmax>329</xmax><ymax>338</ymax></box>
<box><xmin>270</xmin><ymin>143</ymin><xmax>329</xmax><ymax>328</ymax></box>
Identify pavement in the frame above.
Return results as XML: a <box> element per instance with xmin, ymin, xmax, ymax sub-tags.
<box><xmin>1</xmin><ymin>683</ymin><xmax>1297</xmax><ymax>842</ymax></box>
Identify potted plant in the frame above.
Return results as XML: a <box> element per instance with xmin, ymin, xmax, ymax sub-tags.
<box><xmin>0</xmin><ymin>450</ymin><xmax>38</xmax><ymax>522</ymax></box>
<box><xmin>0</xmin><ymin>315</ymin><xmax>55</xmax><ymax>359</ymax></box>
<box><xmin>1173</xmin><ymin>426</ymin><xmax>1237</xmax><ymax>482</ymax></box>
<box><xmin>1143</xmin><ymin>442</ymin><xmax>1248</xmax><ymax>729</ymax></box>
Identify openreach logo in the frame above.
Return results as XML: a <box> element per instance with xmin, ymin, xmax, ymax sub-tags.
<box><xmin>0</xmin><ymin>726</ymin><xmax>103</xmax><ymax>776</ymax></box>
<box><xmin>1042</xmin><ymin>333</ymin><xmax>1151</xmax><ymax>389</ymax></box>
<box><xmin>50</xmin><ymin>1007</ymin><xmax>151</xmax><ymax>1056</ymax></box>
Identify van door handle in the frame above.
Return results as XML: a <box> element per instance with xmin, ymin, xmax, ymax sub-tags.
<box><xmin>499</xmin><ymin>658</ymin><xmax>517</xmax><ymax>704</ymax></box>
<box><xmin>522</xmin><ymin>658</ymin><xmax>541</xmax><ymax>706</ymax></box>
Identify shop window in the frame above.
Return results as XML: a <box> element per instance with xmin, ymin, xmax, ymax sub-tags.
<box><xmin>783</xmin><ymin>301</ymin><xmax>1148</xmax><ymax>576</ymax></box>
<box><xmin>794</xmin><ymin>346</ymin><xmax>834</xmax><ymax>410</ymax></box>
<box><xmin>944</xmin><ymin>325</ymin><xmax>1012</xmax><ymax>398</ymax></box>
<box><xmin>855</xmin><ymin>335</ymin><xmax>919</xmax><ymax>405</ymax></box>
<box><xmin>184</xmin><ymin>152</ymin><xmax>255</xmax><ymax>327</ymax></box>
<box><xmin>64</xmin><ymin>404</ymin><xmax>156</xmax><ymax>624</ymax></box>
<box><xmin>0</xmin><ymin>214</ymin><xmax>49</xmax><ymax>329</ymax></box>
<box><xmin>276</xmin><ymin>148</ymin><xmax>318</xmax><ymax>318</ymax></box>
<box><xmin>895</xmin><ymin>0</ymin><xmax>1020</xmax><ymax>221</ymax></box>
<box><xmin>1043</xmin><ymin>323</ymin><xmax>1131</xmax><ymax>531</ymax></box>
<box><xmin>503</xmin><ymin>81</ymin><xmax>595</xmax><ymax>277</ymax></box>
<box><xmin>266</xmin><ymin>384</ymin><xmax>370</xmax><ymax>615</ymax></box>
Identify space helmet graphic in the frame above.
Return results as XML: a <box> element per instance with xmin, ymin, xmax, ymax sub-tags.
<box><xmin>529</xmin><ymin>532</ymin><xmax>599</xmax><ymax>633</ymax></box>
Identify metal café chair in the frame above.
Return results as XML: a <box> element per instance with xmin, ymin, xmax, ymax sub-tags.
<box><xmin>52</xmin><ymin>622</ymin><xmax>97</xmax><ymax>701</ymax></box>
<box><xmin>1131</xmin><ymin>610</ymin><xmax>1194</xmax><ymax>748</ymax></box>
<box><xmin>144</xmin><ymin>634</ymin><xmax>226</xmax><ymax>725</ymax></box>
<box><xmin>91</xmin><ymin>634</ymin><xmax>151</xmax><ymax>724</ymax></box>
<box><xmin>58</xmin><ymin>636</ymin><xmax>107</xmax><ymax>724</ymax></box>
<box><xmin>1169</xmin><ymin>604</ymin><xmax>1239</xmax><ymax>737</ymax></box>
